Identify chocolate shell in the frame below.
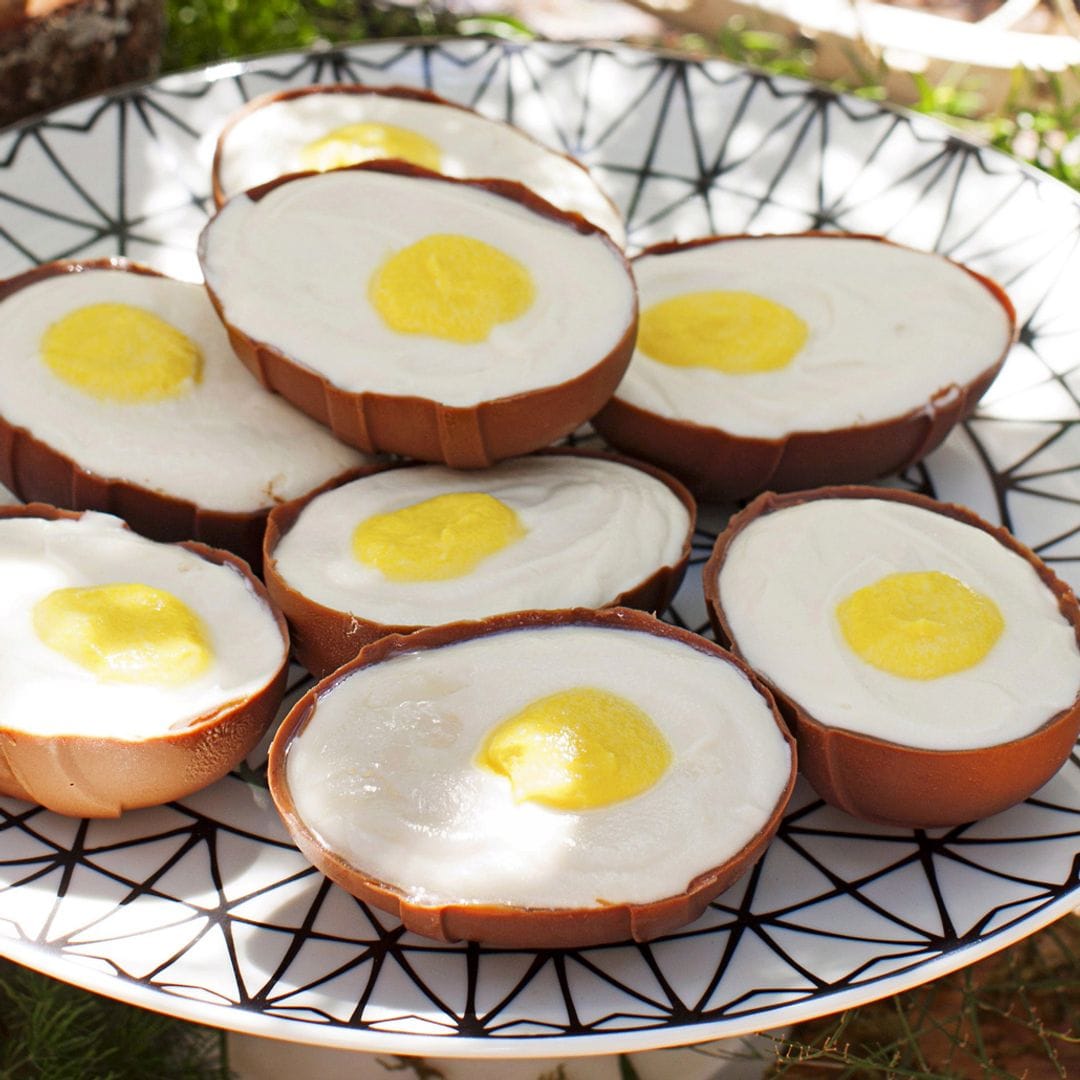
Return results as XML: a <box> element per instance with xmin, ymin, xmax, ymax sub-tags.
<box><xmin>268</xmin><ymin>607</ymin><xmax>796</xmax><ymax>948</ymax></box>
<box><xmin>210</xmin><ymin>83</ymin><xmax>625</xmax><ymax>244</ymax></box>
<box><xmin>198</xmin><ymin>161</ymin><xmax>638</xmax><ymax>470</ymax></box>
<box><xmin>262</xmin><ymin>448</ymin><xmax>697</xmax><ymax>678</ymax></box>
<box><xmin>704</xmin><ymin>486</ymin><xmax>1080</xmax><ymax>828</ymax></box>
<box><xmin>593</xmin><ymin>233</ymin><xmax>1016</xmax><ymax>502</ymax></box>
<box><xmin>0</xmin><ymin>503</ymin><xmax>290</xmax><ymax>818</ymax></box>
<box><xmin>0</xmin><ymin>259</ymin><xmax>364</xmax><ymax>572</ymax></box>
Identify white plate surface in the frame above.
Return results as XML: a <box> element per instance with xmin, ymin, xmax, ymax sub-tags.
<box><xmin>0</xmin><ymin>38</ymin><xmax>1078</xmax><ymax>1059</ymax></box>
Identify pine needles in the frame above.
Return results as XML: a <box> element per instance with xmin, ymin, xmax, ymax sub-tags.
<box><xmin>764</xmin><ymin>913</ymin><xmax>1080</xmax><ymax>1078</ymax></box>
<box><xmin>163</xmin><ymin>0</ymin><xmax>490</xmax><ymax>73</ymax></box>
<box><xmin>0</xmin><ymin>959</ymin><xmax>227</xmax><ymax>1080</ymax></box>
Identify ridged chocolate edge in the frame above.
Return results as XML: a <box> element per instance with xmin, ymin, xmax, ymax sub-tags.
<box><xmin>0</xmin><ymin>258</ymin><xmax>360</xmax><ymax>572</ymax></box>
<box><xmin>267</xmin><ymin>606</ymin><xmax>797</xmax><ymax>948</ymax></box>
<box><xmin>198</xmin><ymin>161</ymin><xmax>638</xmax><ymax>469</ymax></box>
<box><xmin>594</xmin><ymin>232</ymin><xmax>1016</xmax><ymax>501</ymax></box>
<box><xmin>209</xmin><ymin>83</ymin><xmax>625</xmax><ymax>245</ymax></box>
<box><xmin>702</xmin><ymin>485</ymin><xmax>1080</xmax><ymax>827</ymax></box>
<box><xmin>0</xmin><ymin>502</ymin><xmax>290</xmax><ymax>817</ymax></box>
<box><xmin>262</xmin><ymin>447</ymin><xmax>697</xmax><ymax>678</ymax></box>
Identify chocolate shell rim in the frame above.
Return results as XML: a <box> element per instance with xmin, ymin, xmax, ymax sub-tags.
<box><xmin>628</xmin><ymin>232</ymin><xmax>1017</xmax><ymax>434</ymax></box>
<box><xmin>0</xmin><ymin>501</ymin><xmax>290</xmax><ymax>815</ymax></box>
<box><xmin>261</xmin><ymin>446</ymin><xmax>698</xmax><ymax>676</ymax></box>
<box><xmin>209</xmin><ymin>83</ymin><xmax>625</xmax><ymax>239</ymax></box>
<box><xmin>0</xmin><ymin>258</ymin><xmax>363</xmax><ymax>570</ymax></box>
<box><xmin>702</xmin><ymin>484</ymin><xmax>1080</xmax><ymax>758</ymax></box>
<box><xmin>595</xmin><ymin>232</ymin><xmax>1016</xmax><ymax>493</ymax></box>
<box><xmin>0</xmin><ymin>501</ymin><xmax>291</xmax><ymax>743</ymax></box>
<box><xmin>198</xmin><ymin>161</ymin><xmax>639</xmax><ymax>467</ymax></box>
<box><xmin>267</xmin><ymin>606</ymin><xmax>798</xmax><ymax>947</ymax></box>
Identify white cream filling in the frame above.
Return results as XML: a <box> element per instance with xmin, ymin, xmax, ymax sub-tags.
<box><xmin>286</xmin><ymin>624</ymin><xmax>792</xmax><ymax>910</ymax></box>
<box><xmin>0</xmin><ymin>271</ymin><xmax>367</xmax><ymax>512</ymax></box>
<box><xmin>618</xmin><ymin>238</ymin><xmax>1013</xmax><ymax>437</ymax></box>
<box><xmin>272</xmin><ymin>456</ymin><xmax>690</xmax><ymax>625</ymax></box>
<box><xmin>717</xmin><ymin>498</ymin><xmax>1080</xmax><ymax>750</ymax></box>
<box><xmin>0</xmin><ymin>514</ymin><xmax>286</xmax><ymax>740</ymax></box>
<box><xmin>216</xmin><ymin>91</ymin><xmax>625</xmax><ymax>244</ymax></box>
<box><xmin>200</xmin><ymin>170</ymin><xmax>636</xmax><ymax>408</ymax></box>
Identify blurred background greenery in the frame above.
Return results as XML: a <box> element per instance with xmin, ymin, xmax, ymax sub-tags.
<box><xmin>160</xmin><ymin>0</ymin><xmax>1080</xmax><ymax>192</ymax></box>
<box><xmin>163</xmin><ymin>0</ymin><xmax>461</xmax><ymax>70</ymax></box>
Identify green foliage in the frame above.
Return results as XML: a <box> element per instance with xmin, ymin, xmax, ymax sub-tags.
<box><xmin>454</xmin><ymin>13</ymin><xmax>534</xmax><ymax>42</ymax></box>
<box><xmin>985</xmin><ymin>67</ymin><xmax>1080</xmax><ymax>190</ymax></box>
<box><xmin>0</xmin><ymin>959</ymin><xmax>227</xmax><ymax>1080</ymax></box>
<box><xmin>685</xmin><ymin>17</ymin><xmax>1080</xmax><ymax>193</ymax></box>
<box><xmin>162</xmin><ymin>0</ymin><xmax>1080</xmax><ymax>195</ymax></box>
<box><xmin>763</xmin><ymin>914</ymin><xmax>1080</xmax><ymax>1077</ymax></box>
<box><xmin>165</xmin><ymin>0</ymin><xmax>346</xmax><ymax>71</ymax></box>
<box><xmin>162</xmin><ymin>0</ymin><xmax>538</xmax><ymax>73</ymax></box>
<box><xmin>162</xmin><ymin>0</ymin><xmax>461</xmax><ymax>73</ymax></box>
<box><xmin>708</xmin><ymin>19</ymin><xmax>819</xmax><ymax>80</ymax></box>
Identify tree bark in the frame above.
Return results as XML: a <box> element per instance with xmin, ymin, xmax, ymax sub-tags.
<box><xmin>0</xmin><ymin>0</ymin><xmax>164</xmax><ymax>129</ymax></box>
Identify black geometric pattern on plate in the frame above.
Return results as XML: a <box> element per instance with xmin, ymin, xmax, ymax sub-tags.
<box><xmin>0</xmin><ymin>39</ymin><xmax>1077</xmax><ymax>1055</ymax></box>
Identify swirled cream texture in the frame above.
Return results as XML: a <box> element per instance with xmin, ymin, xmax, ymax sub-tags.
<box><xmin>285</xmin><ymin>624</ymin><xmax>792</xmax><ymax>908</ymax></box>
<box><xmin>619</xmin><ymin>237</ymin><xmax>1012</xmax><ymax>437</ymax></box>
<box><xmin>716</xmin><ymin>498</ymin><xmax>1080</xmax><ymax>750</ymax></box>
<box><xmin>199</xmin><ymin>170</ymin><xmax>635</xmax><ymax>408</ymax></box>
<box><xmin>0</xmin><ymin>514</ymin><xmax>286</xmax><ymax>739</ymax></box>
<box><xmin>0</xmin><ymin>269</ymin><xmax>366</xmax><ymax>511</ymax></box>
<box><xmin>215</xmin><ymin>90</ymin><xmax>625</xmax><ymax>244</ymax></box>
<box><xmin>271</xmin><ymin>456</ymin><xmax>690</xmax><ymax>624</ymax></box>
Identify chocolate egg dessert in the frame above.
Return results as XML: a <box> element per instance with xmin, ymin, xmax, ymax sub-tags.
<box><xmin>198</xmin><ymin>162</ymin><xmax>638</xmax><ymax>468</ymax></box>
<box><xmin>705</xmin><ymin>486</ymin><xmax>1080</xmax><ymax>827</ymax></box>
<box><xmin>268</xmin><ymin>608</ymin><xmax>795</xmax><ymax>948</ymax></box>
<box><xmin>264</xmin><ymin>450</ymin><xmax>695</xmax><ymax>676</ymax></box>
<box><xmin>0</xmin><ymin>504</ymin><xmax>289</xmax><ymax>817</ymax></box>
<box><xmin>212</xmin><ymin>84</ymin><xmax>625</xmax><ymax>244</ymax></box>
<box><xmin>594</xmin><ymin>234</ymin><xmax>1015</xmax><ymax>500</ymax></box>
<box><xmin>0</xmin><ymin>260</ymin><xmax>367</xmax><ymax>568</ymax></box>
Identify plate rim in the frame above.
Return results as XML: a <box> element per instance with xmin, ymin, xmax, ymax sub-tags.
<box><xmin>1</xmin><ymin>34</ymin><xmax>1078</xmax><ymax>1059</ymax></box>
<box><xmin>2</xmin><ymin>886</ymin><xmax>1075</xmax><ymax>1059</ymax></box>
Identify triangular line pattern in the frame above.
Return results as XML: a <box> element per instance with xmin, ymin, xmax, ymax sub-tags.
<box><xmin>0</xmin><ymin>38</ymin><xmax>1076</xmax><ymax>1054</ymax></box>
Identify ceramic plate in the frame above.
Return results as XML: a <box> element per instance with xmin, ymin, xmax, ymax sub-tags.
<box><xmin>0</xmin><ymin>38</ymin><xmax>1078</xmax><ymax>1059</ymax></box>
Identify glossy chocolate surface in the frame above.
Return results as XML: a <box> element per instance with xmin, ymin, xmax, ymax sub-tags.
<box><xmin>704</xmin><ymin>486</ymin><xmax>1080</xmax><ymax>827</ymax></box>
<box><xmin>0</xmin><ymin>258</ymin><xmax>361</xmax><ymax>572</ymax></box>
<box><xmin>199</xmin><ymin>161</ymin><xmax>637</xmax><ymax>470</ymax></box>
<box><xmin>0</xmin><ymin>503</ymin><xmax>289</xmax><ymax>817</ymax></box>
<box><xmin>262</xmin><ymin>447</ymin><xmax>697</xmax><ymax>678</ymax></box>
<box><xmin>594</xmin><ymin>233</ymin><xmax>1015</xmax><ymax>502</ymax></box>
<box><xmin>268</xmin><ymin>607</ymin><xmax>797</xmax><ymax>948</ymax></box>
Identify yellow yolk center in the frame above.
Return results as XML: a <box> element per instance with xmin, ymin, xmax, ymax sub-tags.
<box><xmin>478</xmin><ymin>687</ymin><xmax>673</xmax><ymax>811</ymax></box>
<box><xmin>369</xmin><ymin>234</ymin><xmax>535</xmax><ymax>344</ymax></box>
<box><xmin>40</xmin><ymin>303</ymin><xmax>203</xmax><ymax>403</ymax></box>
<box><xmin>639</xmin><ymin>290</ymin><xmax>807</xmax><ymax>374</ymax></box>
<box><xmin>836</xmin><ymin>570</ymin><xmax>1005</xmax><ymax>680</ymax></box>
<box><xmin>352</xmin><ymin>492</ymin><xmax>525</xmax><ymax>582</ymax></box>
<box><xmin>33</xmin><ymin>583</ymin><xmax>213</xmax><ymax>684</ymax></box>
<box><xmin>299</xmin><ymin>122</ymin><xmax>442</xmax><ymax>173</ymax></box>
